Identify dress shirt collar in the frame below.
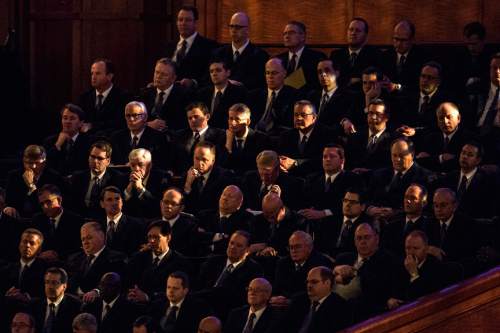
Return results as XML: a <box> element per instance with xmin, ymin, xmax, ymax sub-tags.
<box><xmin>368</xmin><ymin>128</ymin><xmax>386</xmax><ymax>140</ymax></box>
<box><xmin>130</xmin><ymin>128</ymin><xmax>145</xmax><ymax>142</ymax></box>
<box><xmin>20</xmin><ymin>257</ymin><xmax>36</xmax><ymax>268</ymax></box>
<box><xmin>420</xmin><ymin>88</ymin><xmax>438</xmax><ymax>100</ymax></box>
<box><xmin>232</xmin><ymin>39</ymin><xmax>250</xmax><ymax>55</ymax></box>
<box><xmin>288</xmin><ymin>46</ymin><xmax>305</xmax><ymax>61</ymax></box>
<box><xmin>323</xmin><ymin>86</ymin><xmax>338</xmax><ymax>98</ymax></box>
<box><xmin>103</xmin><ymin>295</ymin><xmax>119</xmax><ymax>309</ymax></box>
<box><xmin>107</xmin><ymin>212</ymin><xmax>122</xmax><ymax>227</ymax></box>
<box><xmin>325</xmin><ymin>170</ymin><xmax>341</xmax><ymax>183</ymax></box>
<box><xmin>46</xmin><ymin>294</ymin><xmax>65</xmax><ymax>310</ymax></box>
<box><xmin>440</xmin><ymin>214</ymin><xmax>454</xmax><ymax>229</ymax></box>
<box><xmin>163</xmin><ymin>214</ymin><xmax>180</xmax><ymax>228</ymax></box>
<box><xmin>152</xmin><ymin>248</ymin><xmax>170</xmax><ymax>263</ymax></box>
<box><xmin>249</xmin><ymin>306</ymin><xmax>267</xmax><ymax>323</ymax></box>
<box><xmin>459</xmin><ymin>167</ymin><xmax>478</xmax><ymax>185</ymax></box>
<box><xmin>267</xmin><ymin>87</ymin><xmax>282</xmax><ymax>98</ymax></box>
<box><xmin>194</xmin><ymin>125</ymin><xmax>209</xmax><ymax>138</ymax></box>
<box><xmin>227</xmin><ymin>257</ymin><xmax>244</xmax><ymax>269</ymax></box>
<box><xmin>178</xmin><ymin>32</ymin><xmax>197</xmax><ymax>51</ymax></box>
<box><xmin>156</xmin><ymin>83</ymin><xmax>174</xmax><ymax>101</ymax></box>
<box><xmin>95</xmin><ymin>84</ymin><xmax>113</xmax><ymax>99</ymax></box>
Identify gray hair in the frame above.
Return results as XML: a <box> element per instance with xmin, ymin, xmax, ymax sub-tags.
<box><xmin>72</xmin><ymin>313</ymin><xmax>97</xmax><ymax>332</ymax></box>
<box><xmin>129</xmin><ymin>148</ymin><xmax>152</xmax><ymax>163</ymax></box>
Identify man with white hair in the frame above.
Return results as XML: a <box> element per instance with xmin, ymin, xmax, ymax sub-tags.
<box><xmin>72</xmin><ymin>313</ymin><xmax>97</xmax><ymax>333</ymax></box>
<box><xmin>124</xmin><ymin>148</ymin><xmax>171</xmax><ymax>218</ymax></box>
<box><xmin>110</xmin><ymin>101</ymin><xmax>170</xmax><ymax>168</ymax></box>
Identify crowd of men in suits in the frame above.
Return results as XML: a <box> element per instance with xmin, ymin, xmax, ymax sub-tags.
<box><xmin>1</xmin><ymin>5</ymin><xmax>500</xmax><ymax>333</ymax></box>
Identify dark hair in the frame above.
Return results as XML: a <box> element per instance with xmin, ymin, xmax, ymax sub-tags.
<box><xmin>319</xmin><ymin>59</ymin><xmax>341</xmax><ymax>73</ymax></box>
<box><xmin>90</xmin><ymin>140</ymin><xmax>112</xmax><ymax>158</ymax></box>
<box><xmin>351</xmin><ymin>17</ymin><xmax>369</xmax><ymax>33</ymax></box>
<box><xmin>209</xmin><ymin>58</ymin><xmax>230</xmax><ymax>70</ymax></box>
<box><xmin>422</xmin><ymin>61</ymin><xmax>443</xmax><ymax>78</ymax></box>
<box><xmin>93</xmin><ymin>58</ymin><xmax>115</xmax><ymax>75</ymax></box>
<box><xmin>45</xmin><ymin>267</ymin><xmax>68</xmax><ymax>284</ymax></box>
<box><xmin>406</xmin><ymin>230</ymin><xmax>429</xmax><ymax>245</ymax></box>
<box><xmin>22</xmin><ymin>228</ymin><xmax>45</xmax><ymax>245</ymax></box>
<box><xmin>368</xmin><ymin>98</ymin><xmax>390</xmax><ymax>117</ymax></box>
<box><xmin>287</xmin><ymin>20</ymin><xmax>306</xmax><ymax>34</ymax></box>
<box><xmin>316</xmin><ymin>266</ymin><xmax>335</xmax><ymax>286</ymax></box>
<box><xmin>407</xmin><ymin>183</ymin><xmax>428</xmax><ymax>202</ymax></box>
<box><xmin>463</xmin><ymin>21</ymin><xmax>486</xmax><ymax>40</ymax></box>
<box><xmin>133</xmin><ymin>315</ymin><xmax>156</xmax><ymax>332</ymax></box>
<box><xmin>395</xmin><ymin>19</ymin><xmax>416</xmax><ymax>39</ymax></box>
<box><xmin>61</xmin><ymin>103</ymin><xmax>85</xmax><ymax>121</ymax></box>
<box><xmin>156</xmin><ymin>57</ymin><xmax>178</xmax><ymax>74</ymax></box>
<box><xmin>186</xmin><ymin>101</ymin><xmax>210</xmax><ymax>115</ymax></box>
<box><xmin>362</xmin><ymin>66</ymin><xmax>383</xmax><ymax>81</ymax></box>
<box><xmin>179</xmin><ymin>5</ymin><xmax>199</xmax><ymax>20</ymax></box>
<box><xmin>345</xmin><ymin>187</ymin><xmax>367</xmax><ymax>205</ymax></box>
<box><xmin>147</xmin><ymin>220</ymin><xmax>172</xmax><ymax>236</ymax></box>
<box><xmin>37</xmin><ymin>184</ymin><xmax>62</xmax><ymax>198</ymax></box>
<box><xmin>232</xmin><ymin>230</ymin><xmax>251</xmax><ymax>246</ymax></box>
<box><xmin>100</xmin><ymin>185</ymin><xmax>123</xmax><ymax>201</ymax></box>
<box><xmin>462</xmin><ymin>140</ymin><xmax>484</xmax><ymax>159</ymax></box>
<box><xmin>391</xmin><ymin>137</ymin><xmax>415</xmax><ymax>156</ymax></box>
<box><xmin>162</xmin><ymin>187</ymin><xmax>185</xmax><ymax>205</ymax></box>
<box><xmin>169</xmin><ymin>271</ymin><xmax>190</xmax><ymax>289</ymax></box>
<box><xmin>323</xmin><ymin>143</ymin><xmax>345</xmax><ymax>160</ymax></box>
<box><xmin>194</xmin><ymin>141</ymin><xmax>216</xmax><ymax>156</ymax></box>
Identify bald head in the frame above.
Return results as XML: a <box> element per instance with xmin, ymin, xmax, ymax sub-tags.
<box><xmin>229</xmin><ymin>12</ymin><xmax>250</xmax><ymax>46</ymax></box>
<box><xmin>197</xmin><ymin>316</ymin><xmax>222</xmax><ymax>333</ymax></box>
<box><xmin>262</xmin><ymin>192</ymin><xmax>285</xmax><ymax>224</ymax></box>
<box><xmin>219</xmin><ymin>185</ymin><xmax>243</xmax><ymax>215</ymax></box>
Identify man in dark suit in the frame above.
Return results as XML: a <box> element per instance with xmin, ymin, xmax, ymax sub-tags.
<box><xmin>345</xmin><ymin>98</ymin><xmax>394</xmax><ymax>171</ymax></box>
<box><xmin>368</xmin><ymin>138</ymin><xmax>435</xmax><ymax>217</ymax></box>
<box><xmin>300</xmin><ymin>144</ymin><xmax>365</xmax><ymax>235</ymax></box>
<box><xmin>69</xmin><ymin>141</ymin><xmax>126</xmax><ymax>219</ymax></box>
<box><xmin>82</xmin><ymin>272</ymin><xmax>139</xmax><ymax>333</ymax></box>
<box><xmin>222</xmin><ymin>103</ymin><xmax>272</xmax><ymax>176</ymax></box>
<box><xmin>77</xmin><ymin>58</ymin><xmax>130</xmax><ymax>135</ymax></box>
<box><xmin>387</xmin><ymin>231</ymin><xmax>447</xmax><ymax>310</ymax></box>
<box><xmin>196</xmin><ymin>60</ymin><xmax>248</xmax><ymax>129</ymax></box>
<box><xmin>278</xmin><ymin>100</ymin><xmax>335</xmax><ymax>177</ymax></box>
<box><xmin>66</xmin><ymin>222</ymin><xmax>127</xmax><ymax>296</ymax></box>
<box><xmin>151</xmin><ymin>271</ymin><xmax>211</xmax><ymax>333</ymax></box>
<box><xmin>30</xmin><ymin>267</ymin><xmax>82</xmax><ymax>333</ymax></box>
<box><xmin>171</xmin><ymin>102</ymin><xmax>226</xmax><ymax>175</ymax></box>
<box><xmin>277</xmin><ymin>21</ymin><xmax>325</xmax><ymax>92</ymax></box>
<box><xmin>196</xmin><ymin>185</ymin><xmax>253</xmax><ymax>255</ymax></box>
<box><xmin>271</xmin><ymin>231</ymin><xmax>332</xmax><ymax>304</ymax></box>
<box><xmin>196</xmin><ymin>231</ymin><xmax>263</xmax><ymax>319</ymax></box>
<box><xmin>281</xmin><ymin>266</ymin><xmax>350</xmax><ymax>333</ymax></box>
<box><xmin>440</xmin><ymin>142</ymin><xmax>497</xmax><ymax>218</ymax></box>
<box><xmin>31</xmin><ymin>184</ymin><xmax>84</xmax><ymax>259</ymax></box>
<box><xmin>212</xmin><ymin>12</ymin><xmax>269</xmax><ymax>90</ymax></box>
<box><xmin>110</xmin><ymin>101</ymin><xmax>170</xmax><ymax>168</ymax></box>
<box><xmin>166</xmin><ymin>6</ymin><xmax>218</xmax><ymax>88</ymax></box>
<box><xmin>158</xmin><ymin>187</ymin><xmax>199</xmax><ymax>257</ymax></box>
<box><xmin>334</xmin><ymin>223</ymin><xmax>398</xmax><ymax>321</ymax></box>
<box><xmin>381</xmin><ymin>20</ymin><xmax>428</xmax><ymax>92</ymax></box>
<box><xmin>306</xmin><ymin>59</ymin><xmax>351</xmax><ymax>129</ymax></box>
<box><xmin>137</xmin><ymin>57</ymin><xmax>191</xmax><ymax>132</ymax></box>
<box><xmin>127</xmin><ymin>221</ymin><xmax>192</xmax><ymax>303</ymax></box>
<box><xmin>330</xmin><ymin>17</ymin><xmax>382</xmax><ymax>88</ymax></box>
<box><xmin>5</xmin><ymin>145</ymin><xmax>65</xmax><ymax>219</ymax></box>
<box><xmin>225</xmin><ymin>278</ymin><xmax>278</xmax><ymax>333</ymax></box>
<box><xmin>242</xmin><ymin>150</ymin><xmax>304</xmax><ymax>211</ymax></box>
<box><xmin>183</xmin><ymin>141</ymin><xmax>234</xmax><ymax>214</ymax></box>
<box><xmin>43</xmin><ymin>103</ymin><xmax>92</xmax><ymax>176</ymax></box>
<box><xmin>249</xmin><ymin>58</ymin><xmax>299</xmax><ymax>135</ymax></box>
<box><xmin>99</xmin><ymin>186</ymin><xmax>145</xmax><ymax>256</ymax></box>
<box><xmin>382</xmin><ymin>184</ymin><xmax>430</xmax><ymax>259</ymax></box>
<box><xmin>416</xmin><ymin>102</ymin><xmax>475</xmax><ymax>172</ymax></box>
<box><xmin>123</xmin><ymin>148</ymin><xmax>171</xmax><ymax>218</ymax></box>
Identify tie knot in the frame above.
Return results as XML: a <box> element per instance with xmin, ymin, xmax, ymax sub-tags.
<box><xmin>50</xmin><ymin>218</ymin><xmax>56</xmax><ymax>224</ymax></box>
<box><xmin>249</xmin><ymin>312</ymin><xmax>256</xmax><ymax>319</ymax></box>
<box><xmin>226</xmin><ymin>264</ymin><xmax>234</xmax><ymax>273</ymax></box>
<box><xmin>87</xmin><ymin>254</ymin><xmax>95</xmax><ymax>261</ymax></box>
<box><xmin>49</xmin><ymin>303</ymin><xmax>56</xmax><ymax>310</ymax></box>
<box><xmin>159</xmin><ymin>91</ymin><xmax>165</xmax><ymax>97</ymax></box>
<box><xmin>271</xmin><ymin>91</ymin><xmax>276</xmax><ymax>98</ymax></box>
<box><xmin>170</xmin><ymin>305</ymin><xmax>179</xmax><ymax>312</ymax></box>
<box><xmin>345</xmin><ymin>219</ymin><xmax>353</xmax><ymax>227</ymax></box>
<box><xmin>423</xmin><ymin>95</ymin><xmax>430</xmax><ymax>103</ymax></box>
<box><xmin>97</xmin><ymin>94</ymin><xmax>104</xmax><ymax>100</ymax></box>
<box><xmin>312</xmin><ymin>301</ymin><xmax>320</xmax><ymax>311</ymax></box>
<box><xmin>194</xmin><ymin>131</ymin><xmax>200</xmax><ymax>140</ymax></box>
<box><xmin>181</xmin><ymin>40</ymin><xmax>187</xmax><ymax>47</ymax></box>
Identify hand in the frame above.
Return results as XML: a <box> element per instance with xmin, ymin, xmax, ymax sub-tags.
<box><xmin>352</xmin><ymin>167</ymin><xmax>371</xmax><ymax>175</ymax></box>
<box><xmin>129</xmin><ymin>169</ymin><xmax>144</xmax><ymax>190</ymax></box>
<box><xmin>269</xmin><ymin>296</ymin><xmax>290</xmax><ymax>307</ymax></box>
<box><xmin>258</xmin><ymin>246</ymin><xmax>277</xmax><ymax>257</ymax></box>
<box><xmin>365</xmin><ymin>81</ymin><xmax>381</xmax><ymax>100</ymax></box>
<box><xmin>139</xmin><ymin>243</ymin><xmax>152</xmax><ymax>252</ymax></box>
<box><xmin>3</xmin><ymin>207</ymin><xmax>20</xmax><ymax>219</ymax></box>
<box><xmin>342</xmin><ymin>119</ymin><xmax>356</xmax><ymax>135</ymax></box>
<box><xmin>55</xmin><ymin>132</ymin><xmax>71</xmax><ymax>150</ymax></box>
<box><xmin>427</xmin><ymin>246</ymin><xmax>446</xmax><ymax>261</ymax></box>
<box><xmin>387</xmin><ymin>298</ymin><xmax>404</xmax><ymax>310</ymax></box>
<box><xmin>5</xmin><ymin>287</ymin><xmax>30</xmax><ymax>303</ymax></box>
<box><xmin>147</xmin><ymin>119</ymin><xmax>167</xmax><ymax>131</ymax></box>
<box><xmin>397</xmin><ymin>125</ymin><xmax>416</xmax><ymax>137</ymax></box>
<box><xmin>441</xmin><ymin>153</ymin><xmax>455</xmax><ymax>162</ymax></box>
<box><xmin>81</xmin><ymin>122</ymin><xmax>92</xmax><ymax>133</ymax></box>
<box><xmin>38</xmin><ymin>250</ymin><xmax>59</xmax><ymax>263</ymax></box>
<box><xmin>184</xmin><ymin>167</ymin><xmax>199</xmax><ymax>192</ymax></box>
<box><xmin>279</xmin><ymin>155</ymin><xmax>297</xmax><ymax>172</ymax></box>
<box><xmin>225</xmin><ymin>129</ymin><xmax>234</xmax><ymax>152</ymax></box>
<box><xmin>228</xmin><ymin>79</ymin><xmax>243</xmax><ymax>86</ymax></box>
<box><xmin>298</xmin><ymin>208</ymin><xmax>326</xmax><ymax>220</ymax></box>
<box><xmin>82</xmin><ymin>290</ymin><xmax>99</xmax><ymax>303</ymax></box>
<box><xmin>127</xmin><ymin>285</ymin><xmax>149</xmax><ymax>303</ymax></box>
<box><xmin>22</xmin><ymin>168</ymin><xmax>35</xmax><ymax>187</ymax></box>
<box><xmin>268</xmin><ymin>185</ymin><xmax>281</xmax><ymax>197</ymax></box>
<box><xmin>416</xmin><ymin>152</ymin><xmax>431</xmax><ymax>159</ymax></box>
<box><xmin>178</xmin><ymin>78</ymin><xmax>194</xmax><ymax>89</ymax></box>
<box><xmin>367</xmin><ymin>206</ymin><xmax>392</xmax><ymax>218</ymax></box>
<box><xmin>333</xmin><ymin>265</ymin><xmax>356</xmax><ymax>283</ymax></box>
<box><xmin>404</xmin><ymin>254</ymin><xmax>419</xmax><ymax>276</ymax></box>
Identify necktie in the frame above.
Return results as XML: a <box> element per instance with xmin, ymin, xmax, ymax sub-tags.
<box><xmin>234</xmin><ymin>138</ymin><xmax>244</xmax><ymax>152</ymax></box>
<box><xmin>318</xmin><ymin>93</ymin><xmax>329</xmax><ymax>117</ymax></box>
<box><xmin>18</xmin><ymin>264</ymin><xmax>27</xmax><ymax>287</ymax></box>
<box><xmin>214</xmin><ymin>264</ymin><xmax>234</xmax><ymax>287</ymax></box>
<box><xmin>242</xmin><ymin>312</ymin><xmax>257</xmax><ymax>333</ymax></box>
<box><xmin>44</xmin><ymin>303</ymin><xmax>56</xmax><ymax>333</ymax></box>
<box><xmin>349</xmin><ymin>52</ymin><xmax>357</xmax><ymax>67</ymax></box>
<box><xmin>96</xmin><ymin>94</ymin><xmax>104</xmax><ymax>111</ymax></box>
<box><xmin>152</xmin><ymin>91</ymin><xmax>165</xmax><ymax>118</ymax></box>
<box><xmin>443</xmin><ymin>136</ymin><xmax>450</xmax><ymax>150</ymax></box>
<box><xmin>212</xmin><ymin>90</ymin><xmax>223</xmax><ymax>113</ymax></box>
<box><xmin>65</xmin><ymin>139</ymin><xmax>74</xmax><ymax>153</ymax></box>
<box><xmin>84</xmin><ymin>254</ymin><xmax>95</xmax><ymax>275</ymax></box>
<box><xmin>106</xmin><ymin>220</ymin><xmax>116</xmax><ymax>244</ymax></box>
<box><xmin>161</xmin><ymin>305</ymin><xmax>178</xmax><ymax>331</ymax></box>
<box><xmin>219</xmin><ymin>216</ymin><xmax>229</xmax><ymax>233</ymax></box>
<box><xmin>337</xmin><ymin>219</ymin><xmax>353</xmax><ymax>248</ymax></box>
<box><xmin>131</xmin><ymin>136</ymin><xmax>139</xmax><ymax>149</ymax></box>
<box><xmin>299</xmin><ymin>301</ymin><xmax>320</xmax><ymax>333</ymax></box>
<box><xmin>152</xmin><ymin>256</ymin><xmax>160</xmax><ymax>267</ymax></box>
<box><xmin>86</xmin><ymin>176</ymin><xmax>101</xmax><ymax>208</ymax></box>
<box><xmin>419</xmin><ymin>95</ymin><xmax>430</xmax><ymax>114</ymax></box>
<box><xmin>288</xmin><ymin>53</ymin><xmax>297</xmax><ymax>75</ymax></box>
<box><xmin>259</xmin><ymin>184</ymin><xmax>269</xmax><ymax>201</ymax></box>
<box><xmin>49</xmin><ymin>218</ymin><xmax>56</xmax><ymax>237</ymax></box>
<box><xmin>191</xmin><ymin>131</ymin><xmax>201</xmax><ymax>155</ymax></box>
<box><xmin>257</xmin><ymin>91</ymin><xmax>276</xmax><ymax>132</ymax></box>
<box><xmin>176</xmin><ymin>40</ymin><xmax>187</xmax><ymax>63</ymax></box>
<box><xmin>192</xmin><ymin>175</ymin><xmax>205</xmax><ymax>194</ymax></box>
<box><xmin>324</xmin><ymin>176</ymin><xmax>332</xmax><ymax>192</ymax></box>
<box><xmin>234</xmin><ymin>50</ymin><xmax>240</xmax><ymax>62</ymax></box>
<box><xmin>298</xmin><ymin>135</ymin><xmax>308</xmax><ymax>155</ymax></box>
<box><xmin>398</xmin><ymin>55</ymin><xmax>406</xmax><ymax>74</ymax></box>
<box><xmin>102</xmin><ymin>304</ymin><xmax>111</xmax><ymax>320</ymax></box>
<box><xmin>440</xmin><ymin>223</ymin><xmax>448</xmax><ymax>246</ymax></box>
<box><xmin>457</xmin><ymin>175</ymin><xmax>468</xmax><ymax>201</ymax></box>
<box><xmin>367</xmin><ymin>134</ymin><xmax>377</xmax><ymax>152</ymax></box>
<box><xmin>388</xmin><ymin>172</ymin><xmax>402</xmax><ymax>192</ymax></box>
<box><xmin>480</xmin><ymin>86</ymin><xmax>500</xmax><ymax>135</ymax></box>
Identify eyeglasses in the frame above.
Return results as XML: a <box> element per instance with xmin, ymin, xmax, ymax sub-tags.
<box><xmin>125</xmin><ymin>113</ymin><xmax>146</xmax><ymax>119</ymax></box>
<box><xmin>44</xmin><ymin>279</ymin><xmax>63</xmax><ymax>286</ymax></box>
<box><xmin>367</xmin><ymin>111</ymin><xmax>385</xmax><ymax>118</ymax></box>
<box><xmin>288</xmin><ymin>244</ymin><xmax>305</xmax><ymax>251</ymax></box>
<box><xmin>343</xmin><ymin>198</ymin><xmax>360</xmax><ymax>205</ymax></box>
<box><xmin>228</xmin><ymin>24</ymin><xmax>247</xmax><ymax>30</ymax></box>
<box><xmin>420</xmin><ymin>74</ymin><xmax>439</xmax><ymax>80</ymax></box>
<box><xmin>293</xmin><ymin>112</ymin><xmax>315</xmax><ymax>118</ymax></box>
<box><xmin>23</xmin><ymin>159</ymin><xmax>45</xmax><ymax>165</ymax></box>
<box><xmin>89</xmin><ymin>154</ymin><xmax>108</xmax><ymax>161</ymax></box>
<box><xmin>161</xmin><ymin>200</ymin><xmax>182</xmax><ymax>207</ymax></box>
